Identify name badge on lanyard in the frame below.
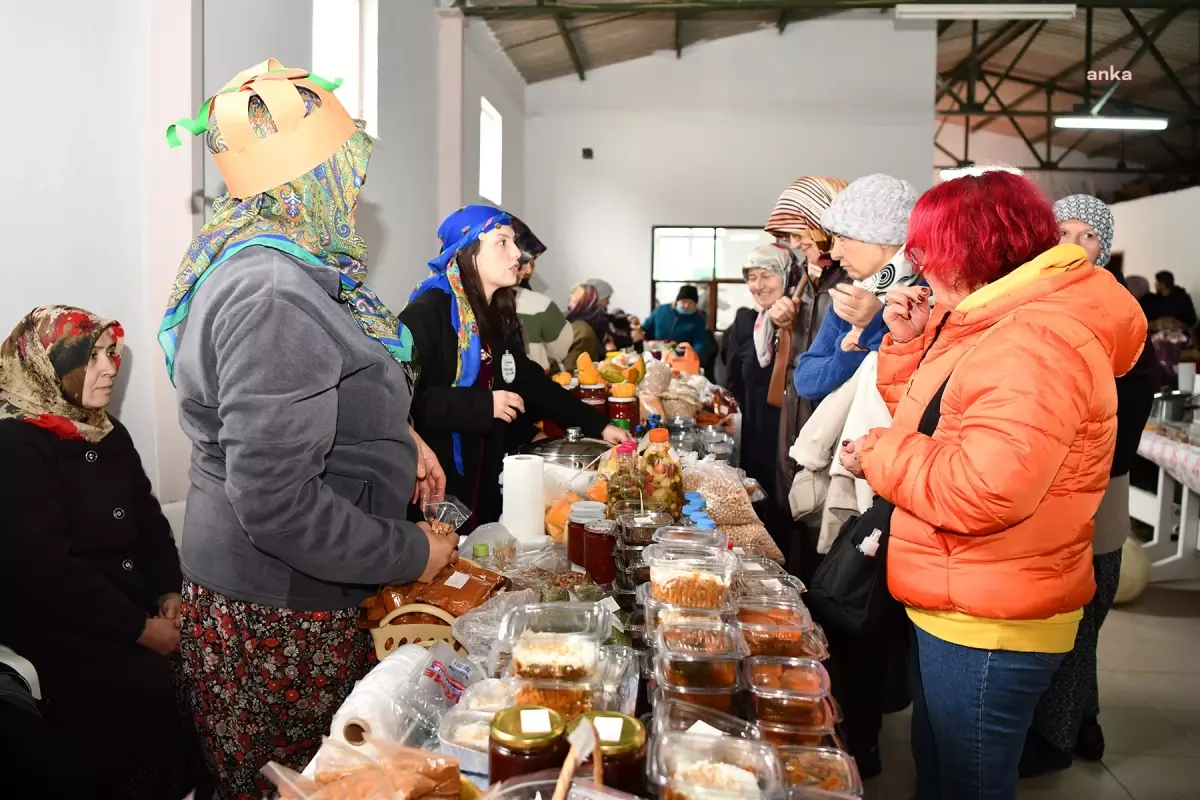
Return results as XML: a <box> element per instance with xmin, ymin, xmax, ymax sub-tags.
<box><xmin>501</xmin><ymin>351</ymin><xmax>517</xmax><ymax>385</ymax></box>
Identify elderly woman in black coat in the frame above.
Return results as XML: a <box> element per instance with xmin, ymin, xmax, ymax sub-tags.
<box><xmin>0</xmin><ymin>306</ymin><xmax>201</xmax><ymax>799</ymax></box>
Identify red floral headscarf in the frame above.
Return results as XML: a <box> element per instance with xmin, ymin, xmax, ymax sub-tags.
<box><xmin>0</xmin><ymin>306</ymin><xmax>124</xmax><ymax>442</ymax></box>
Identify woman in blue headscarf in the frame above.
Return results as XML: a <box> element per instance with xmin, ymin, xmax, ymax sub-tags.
<box><xmin>401</xmin><ymin>206</ymin><xmax>630</xmax><ymax>532</ymax></box>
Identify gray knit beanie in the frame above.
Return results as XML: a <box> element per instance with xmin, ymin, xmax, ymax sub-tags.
<box><xmin>1053</xmin><ymin>194</ymin><xmax>1114</xmax><ymax>267</ymax></box>
<box><xmin>820</xmin><ymin>173</ymin><xmax>917</xmax><ymax>246</ymax></box>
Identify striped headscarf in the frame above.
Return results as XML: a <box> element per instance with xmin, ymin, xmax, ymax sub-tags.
<box><xmin>765</xmin><ymin>176</ymin><xmax>849</xmax><ymax>244</ymax></box>
<box><xmin>0</xmin><ymin>307</ymin><xmax>124</xmax><ymax>442</ymax></box>
<box><xmin>160</xmin><ymin>89</ymin><xmax>413</xmax><ymax>384</ymax></box>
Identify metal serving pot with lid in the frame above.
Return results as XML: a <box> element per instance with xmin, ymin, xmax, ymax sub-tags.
<box><xmin>519</xmin><ymin>427</ymin><xmax>612</xmax><ymax>470</ymax></box>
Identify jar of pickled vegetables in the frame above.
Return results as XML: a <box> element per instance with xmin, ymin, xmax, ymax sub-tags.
<box><xmin>640</xmin><ymin>428</ymin><xmax>684</xmax><ymax>518</ymax></box>
<box><xmin>606</xmin><ymin>442</ymin><xmax>642</xmax><ymax>519</ymax></box>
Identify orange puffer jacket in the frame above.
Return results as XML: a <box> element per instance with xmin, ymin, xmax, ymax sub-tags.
<box><xmin>860</xmin><ymin>245</ymin><xmax>1147</xmax><ymax>621</ymax></box>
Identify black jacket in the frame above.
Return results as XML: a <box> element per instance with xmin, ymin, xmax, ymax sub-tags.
<box><xmin>400</xmin><ymin>291</ymin><xmax>609</xmax><ymax>531</ymax></box>
<box><xmin>1112</xmin><ymin>332</ymin><xmax>1159</xmax><ymax>478</ymax></box>
<box><xmin>722</xmin><ymin>307</ymin><xmax>780</xmax><ymax>489</ymax></box>
<box><xmin>0</xmin><ymin>417</ymin><xmax>182</xmax><ymax>650</ymax></box>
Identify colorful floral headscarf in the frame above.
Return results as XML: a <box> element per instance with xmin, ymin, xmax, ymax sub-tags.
<box><xmin>568</xmin><ymin>283</ymin><xmax>609</xmax><ymax>343</ymax></box>
<box><xmin>0</xmin><ymin>306</ymin><xmax>124</xmax><ymax>442</ymax></box>
<box><xmin>160</xmin><ymin>88</ymin><xmax>412</xmax><ymax>383</ymax></box>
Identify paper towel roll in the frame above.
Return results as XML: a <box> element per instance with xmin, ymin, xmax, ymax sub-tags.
<box><xmin>1180</xmin><ymin>362</ymin><xmax>1197</xmax><ymax>393</ymax></box>
<box><xmin>501</xmin><ymin>454</ymin><xmax>546</xmax><ymax>544</ymax></box>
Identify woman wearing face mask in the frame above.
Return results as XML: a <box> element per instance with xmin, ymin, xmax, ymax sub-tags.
<box><xmin>0</xmin><ymin>308</ymin><xmax>202</xmax><ymax>799</ymax></box>
<box><xmin>635</xmin><ymin>285</ymin><xmax>713</xmax><ymax>367</ymax></box>
<box><xmin>402</xmin><ymin>205</ymin><xmax>630</xmax><ymax>533</ymax></box>
<box><xmin>1018</xmin><ymin>195</ymin><xmax>1157</xmax><ymax>776</ymax></box>
<box><xmin>721</xmin><ymin>244</ymin><xmax>791</xmax><ymax>489</ymax></box>
<box><xmin>794</xmin><ymin>174</ymin><xmax>919</xmax><ymax>404</ymax></box>
<box><xmin>564</xmin><ymin>282</ymin><xmax>609</xmax><ymax>371</ymax></box>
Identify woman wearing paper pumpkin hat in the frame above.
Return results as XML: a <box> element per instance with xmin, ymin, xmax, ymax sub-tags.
<box><xmin>162</xmin><ymin>60</ymin><xmax>457</xmax><ymax>798</ymax></box>
<box><xmin>401</xmin><ymin>206</ymin><xmax>631</xmax><ymax>534</ymax></box>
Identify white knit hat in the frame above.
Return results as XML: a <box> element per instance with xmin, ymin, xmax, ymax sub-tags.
<box><xmin>820</xmin><ymin>173</ymin><xmax>917</xmax><ymax>246</ymax></box>
<box><xmin>586</xmin><ymin>278</ymin><xmax>614</xmax><ymax>301</ymax></box>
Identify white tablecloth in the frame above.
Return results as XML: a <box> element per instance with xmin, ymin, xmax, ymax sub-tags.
<box><xmin>1138</xmin><ymin>431</ymin><xmax>1200</xmax><ymax>494</ymax></box>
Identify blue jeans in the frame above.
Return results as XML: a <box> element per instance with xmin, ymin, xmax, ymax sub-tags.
<box><xmin>910</xmin><ymin>624</ymin><xmax>1065</xmax><ymax>800</ymax></box>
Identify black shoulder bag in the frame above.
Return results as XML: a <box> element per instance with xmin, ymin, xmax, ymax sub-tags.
<box><xmin>804</xmin><ymin>371</ymin><xmax>951</xmax><ymax>638</ymax></box>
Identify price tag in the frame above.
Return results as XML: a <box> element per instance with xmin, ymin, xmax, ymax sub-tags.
<box><xmin>444</xmin><ymin>571</ymin><xmax>470</xmax><ymax>590</ymax></box>
<box><xmin>743</xmin><ymin>562</ymin><xmax>763</xmax><ymax>572</ymax></box>
<box><xmin>600</xmin><ymin>596</ymin><xmax>621</xmax><ymax>614</ymax></box>
<box><xmin>520</xmin><ymin>708</ymin><xmax>552</xmax><ymax>735</ymax></box>
<box><xmin>634</xmin><ymin>515</ymin><xmax>656</xmax><ymax>525</ymax></box>
<box><xmin>686</xmin><ymin>720</ymin><xmax>723</xmax><ymax>738</ymax></box>
<box><xmin>571</xmin><ymin>563</ymin><xmax>588</xmax><ymax>575</ymax></box>
<box><xmin>593</xmin><ymin>715</ymin><xmax>625</xmax><ymax>743</ymax></box>
<box><xmin>732</xmin><ymin>547</ymin><xmax>746</xmax><ymax>555</ymax></box>
<box><xmin>611</xmin><ymin>616</ymin><xmax>625</xmax><ymax>633</ymax></box>
<box><xmin>760</xmin><ymin>578</ymin><xmax>782</xmax><ymax>591</ymax></box>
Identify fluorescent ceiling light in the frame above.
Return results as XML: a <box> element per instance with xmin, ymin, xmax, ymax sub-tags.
<box><xmin>939</xmin><ymin>164</ymin><xmax>1024</xmax><ymax>182</ymax></box>
<box><xmin>1054</xmin><ymin>116</ymin><xmax>1168</xmax><ymax>131</ymax></box>
<box><xmin>895</xmin><ymin>4</ymin><xmax>1076</xmax><ymax>21</ymax></box>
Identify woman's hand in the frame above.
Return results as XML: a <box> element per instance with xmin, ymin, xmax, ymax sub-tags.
<box><xmin>840</xmin><ymin>327</ymin><xmax>867</xmax><ymax>353</ymax></box>
<box><xmin>882</xmin><ymin>285</ymin><xmax>932</xmax><ymax>343</ymax></box>
<box><xmin>137</xmin><ymin>616</ymin><xmax>181</xmax><ymax>656</ymax></box>
<box><xmin>839</xmin><ymin>436</ymin><xmax>866</xmax><ymax>479</ymax></box>
<box><xmin>631</xmin><ymin>327</ymin><xmax>645</xmax><ymax>343</ymax></box>
<box><xmin>602</xmin><ymin>425</ymin><xmax>632</xmax><ymax>445</ymax></box>
<box><xmin>158</xmin><ymin>593</ymin><xmax>183</xmax><ymax>629</ymax></box>
<box><xmin>493</xmin><ymin>390</ymin><xmax>525</xmax><ymax>423</ymax></box>
<box><xmin>418</xmin><ymin>521</ymin><xmax>459</xmax><ymax>583</ymax></box>
<box><xmin>769</xmin><ymin>295</ymin><xmax>798</xmax><ymax>328</ymax></box>
<box><xmin>831</xmin><ymin>285</ymin><xmax>884</xmax><ymax>327</ymax></box>
<box><xmin>409</xmin><ymin>427</ymin><xmax>447</xmax><ymax>506</ymax></box>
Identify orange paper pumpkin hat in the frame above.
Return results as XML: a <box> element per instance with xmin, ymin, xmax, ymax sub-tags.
<box><xmin>165</xmin><ymin>58</ymin><xmax>357</xmax><ymax>199</ymax></box>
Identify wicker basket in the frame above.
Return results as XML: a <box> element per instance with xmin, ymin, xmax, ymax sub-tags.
<box><xmin>369</xmin><ymin>603</ymin><xmax>465</xmax><ymax>662</ymax></box>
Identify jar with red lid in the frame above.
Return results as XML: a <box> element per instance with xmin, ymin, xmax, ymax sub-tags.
<box><xmin>607</xmin><ymin>396</ymin><xmax>637</xmax><ymax>431</ymax></box>
<box><xmin>577</xmin><ymin>383</ymin><xmax>608</xmax><ymax>413</ymax></box>
<box><xmin>582</xmin><ymin>519</ymin><xmax>619</xmax><ymax>585</ymax></box>
<box><xmin>567</xmin><ymin>508</ymin><xmax>604</xmax><ymax>567</ymax></box>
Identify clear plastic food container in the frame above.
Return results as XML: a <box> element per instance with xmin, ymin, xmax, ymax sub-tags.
<box><xmin>459</xmin><ymin>677</ymin><xmax>515</xmax><ymax>712</ymax></box>
<box><xmin>485</xmin><ymin>770</ymin><xmax>642</xmax><ymax>800</ymax></box>
<box><xmin>653</xmin><ymin>677</ymin><xmax>741</xmax><ymax>715</ymax></box>
<box><xmin>777</xmin><ymin>746</ymin><xmax>863</xmax><ymax>796</ymax></box>
<box><xmin>617</xmin><ymin>510</ymin><xmax>675</xmax><ymax>545</ymax></box>
<box><xmin>638</xmin><ymin>583</ymin><xmax>732</xmax><ymax>632</ymax></box>
<box><xmin>612</xmin><ymin>572</ymin><xmax>640</xmax><ymax>613</ymax></box>
<box><xmin>758</xmin><ymin>721</ymin><xmax>843</xmax><ymax>749</ymax></box>
<box><xmin>652</xmin><ymin>697</ymin><xmax>763</xmax><ymax>741</ymax></box>
<box><xmin>644</xmin><ymin>545</ymin><xmax>738</xmax><ymax>610</ymax></box>
<box><xmin>650</xmin><ymin>732</ymin><xmax>785</xmax><ymax>799</ymax></box>
<box><xmin>437</xmin><ymin>707</ymin><xmax>493</xmax><ymax>775</ymax></box>
<box><xmin>736</xmin><ymin>556</ymin><xmax>787</xmax><ymax>577</ymax></box>
<box><xmin>597</xmin><ymin>646</ymin><xmax>640</xmax><ymax>716</ymax></box>
<box><xmin>614</xmin><ymin>541</ymin><xmax>648</xmax><ymax>572</ymax></box>
<box><xmin>745</xmin><ymin>657</ymin><xmax>835</xmax><ymax>727</ymax></box>
<box><xmin>734</xmin><ymin>573</ymin><xmax>806</xmax><ymax>603</ymax></box>
<box><xmin>501</xmin><ymin>603</ymin><xmax>614</xmax><ymax>680</ymax></box>
<box><xmin>736</xmin><ymin>600</ymin><xmax>828</xmax><ymax>659</ymax></box>
<box><xmin>652</xmin><ymin>526</ymin><xmax>730</xmax><ymax>551</ymax></box>
<box><xmin>654</xmin><ymin>620</ymin><xmax>748</xmax><ymax>690</ymax></box>
<box><xmin>512</xmin><ymin>678</ymin><xmax>601</xmax><ymax>721</ymax></box>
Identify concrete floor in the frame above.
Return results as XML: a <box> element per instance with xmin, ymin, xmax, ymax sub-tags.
<box><xmin>864</xmin><ymin>581</ymin><xmax>1200</xmax><ymax>800</ymax></box>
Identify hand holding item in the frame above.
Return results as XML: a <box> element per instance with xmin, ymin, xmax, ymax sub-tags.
<box><xmin>158</xmin><ymin>593</ymin><xmax>183</xmax><ymax>629</ymax></box>
<box><xmin>769</xmin><ymin>295</ymin><xmax>798</xmax><ymax>328</ymax></box>
<box><xmin>409</xmin><ymin>426</ymin><xmax>447</xmax><ymax>506</ymax></box>
<box><xmin>882</xmin><ymin>285</ymin><xmax>932</xmax><ymax>343</ymax></box>
<box><xmin>418</xmin><ymin>521</ymin><xmax>458</xmax><ymax>583</ymax></box>
<box><xmin>839</xmin><ymin>437</ymin><xmax>866</xmax><ymax>479</ymax></box>
<box><xmin>631</xmin><ymin>327</ymin><xmax>645</xmax><ymax>343</ymax></box>
<box><xmin>493</xmin><ymin>390</ymin><xmax>525</xmax><ymax>423</ymax></box>
<box><xmin>601</xmin><ymin>425</ymin><xmax>632</xmax><ymax>445</ymax></box>
<box><xmin>831</xmin><ymin>284</ymin><xmax>884</xmax><ymax>328</ymax></box>
<box><xmin>138</xmin><ymin>616</ymin><xmax>181</xmax><ymax>656</ymax></box>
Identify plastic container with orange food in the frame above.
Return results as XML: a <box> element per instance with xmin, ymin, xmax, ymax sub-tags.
<box><xmin>638</xmin><ymin>582</ymin><xmax>731</xmax><ymax>632</ymax></box>
<box><xmin>649</xmin><ymin>732</ymin><xmax>785</xmax><ymax>800</ymax></box>
<box><xmin>744</xmin><ymin>656</ymin><xmax>835</xmax><ymax>727</ymax></box>
<box><xmin>512</xmin><ymin>678</ymin><xmax>600</xmax><ymax>721</ymax></box>
<box><xmin>654</xmin><ymin>681</ymin><xmax>740</xmax><ymax>715</ymax></box>
<box><xmin>778</xmin><ymin>746</ymin><xmax>863</xmax><ymax>796</ymax></box>
<box><xmin>757</xmin><ymin>720</ymin><xmax>843</xmax><ymax>748</ymax></box>
<box><xmin>736</xmin><ymin>599</ymin><xmax>829</xmax><ymax>659</ymax></box>
<box><xmin>645</xmin><ymin>545</ymin><xmax>738</xmax><ymax>610</ymax></box>
<box><xmin>653</xmin><ymin>620</ymin><xmax>747</xmax><ymax>690</ymax></box>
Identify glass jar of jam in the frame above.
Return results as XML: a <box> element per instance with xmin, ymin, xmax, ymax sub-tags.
<box><xmin>607</xmin><ymin>396</ymin><xmax>638</xmax><ymax>431</ymax></box>
<box><xmin>567</xmin><ymin>510</ymin><xmax>603</xmax><ymax>567</ymax></box>
<box><xmin>567</xmin><ymin>712</ymin><xmax>648</xmax><ymax>797</ymax></box>
<box><xmin>582</xmin><ymin>519</ymin><xmax>619</xmax><ymax>585</ymax></box>
<box><xmin>577</xmin><ymin>383</ymin><xmax>608</xmax><ymax>411</ymax></box>
<box><xmin>489</xmin><ymin>706</ymin><xmax>570</xmax><ymax>786</ymax></box>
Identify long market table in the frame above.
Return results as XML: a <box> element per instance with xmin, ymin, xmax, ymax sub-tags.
<box><xmin>1128</xmin><ymin>431</ymin><xmax>1200</xmax><ymax>582</ymax></box>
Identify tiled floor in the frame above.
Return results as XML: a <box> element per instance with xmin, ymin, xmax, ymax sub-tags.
<box><xmin>864</xmin><ymin>581</ymin><xmax>1200</xmax><ymax>800</ymax></box>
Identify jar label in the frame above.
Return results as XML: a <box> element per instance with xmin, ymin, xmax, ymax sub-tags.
<box><xmin>743</xmin><ymin>562</ymin><xmax>763</xmax><ymax>572</ymax></box>
<box><xmin>501</xmin><ymin>351</ymin><xmax>517</xmax><ymax>384</ymax></box>
<box><xmin>593</xmin><ymin>715</ymin><xmax>625</xmax><ymax>743</ymax></box>
<box><xmin>686</xmin><ymin>719</ymin><xmax>723</xmax><ymax>738</ymax></box>
<box><xmin>760</xmin><ymin>578</ymin><xmax>783</xmax><ymax>591</ymax></box>
<box><xmin>520</xmin><ymin>708</ymin><xmax>552</xmax><ymax>735</ymax></box>
<box><xmin>444</xmin><ymin>571</ymin><xmax>470</xmax><ymax>589</ymax></box>
<box><xmin>610</xmin><ymin>419</ymin><xmax>631</xmax><ymax>431</ymax></box>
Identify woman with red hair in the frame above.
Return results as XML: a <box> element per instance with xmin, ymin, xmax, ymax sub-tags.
<box><xmin>841</xmin><ymin>171</ymin><xmax>1147</xmax><ymax>799</ymax></box>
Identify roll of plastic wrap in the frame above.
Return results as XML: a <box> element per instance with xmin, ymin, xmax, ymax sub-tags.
<box><xmin>330</xmin><ymin>644</ymin><xmax>427</xmax><ymax>747</ymax></box>
<box><xmin>500</xmin><ymin>454</ymin><xmax>547</xmax><ymax>544</ymax></box>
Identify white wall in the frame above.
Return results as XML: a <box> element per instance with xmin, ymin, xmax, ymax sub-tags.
<box><xmin>1111</xmin><ymin>186</ymin><xmax>1200</xmax><ymax>295</ymax></box>
<box><xmin>523</xmin><ymin>13</ymin><xmax>937</xmax><ymax>316</ymax></box>
<box><xmin>462</xmin><ymin>18</ymin><xmax>526</xmax><ymax>217</ymax></box>
<box><xmin>934</xmin><ymin>123</ymin><xmax>1134</xmax><ymax>200</ymax></box>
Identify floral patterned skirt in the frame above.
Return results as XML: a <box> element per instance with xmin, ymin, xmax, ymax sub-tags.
<box><xmin>179</xmin><ymin>582</ymin><xmax>372</xmax><ymax>800</ymax></box>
